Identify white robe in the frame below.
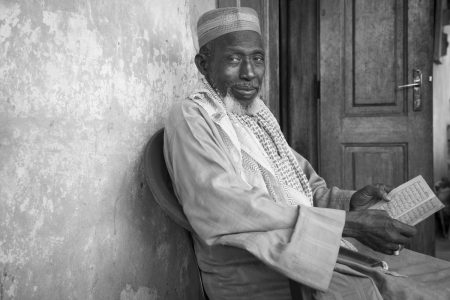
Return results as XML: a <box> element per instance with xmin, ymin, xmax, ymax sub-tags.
<box><xmin>164</xmin><ymin>89</ymin><xmax>450</xmax><ymax>300</ymax></box>
<box><xmin>164</xmin><ymin>91</ymin><xmax>355</xmax><ymax>299</ymax></box>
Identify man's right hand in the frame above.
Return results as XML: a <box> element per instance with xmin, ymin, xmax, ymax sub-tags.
<box><xmin>342</xmin><ymin>210</ymin><xmax>417</xmax><ymax>255</ymax></box>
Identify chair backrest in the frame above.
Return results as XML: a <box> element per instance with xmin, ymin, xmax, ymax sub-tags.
<box><xmin>144</xmin><ymin>128</ymin><xmax>208</xmax><ymax>299</ymax></box>
<box><xmin>143</xmin><ymin>128</ymin><xmax>193</xmax><ymax>232</ymax></box>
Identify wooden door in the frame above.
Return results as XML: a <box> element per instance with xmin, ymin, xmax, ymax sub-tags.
<box><xmin>320</xmin><ymin>0</ymin><xmax>435</xmax><ymax>255</ymax></box>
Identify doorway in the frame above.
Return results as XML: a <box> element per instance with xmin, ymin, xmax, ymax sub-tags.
<box><xmin>281</xmin><ymin>0</ymin><xmax>436</xmax><ymax>255</ymax></box>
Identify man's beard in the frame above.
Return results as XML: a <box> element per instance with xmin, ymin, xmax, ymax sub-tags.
<box><xmin>208</xmin><ymin>78</ymin><xmax>260</xmax><ymax>115</ymax></box>
<box><xmin>222</xmin><ymin>88</ymin><xmax>258</xmax><ymax>115</ymax></box>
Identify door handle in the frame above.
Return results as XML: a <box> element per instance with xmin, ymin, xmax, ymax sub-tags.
<box><xmin>397</xmin><ymin>82</ymin><xmax>420</xmax><ymax>88</ymax></box>
<box><xmin>397</xmin><ymin>69</ymin><xmax>422</xmax><ymax>111</ymax></box>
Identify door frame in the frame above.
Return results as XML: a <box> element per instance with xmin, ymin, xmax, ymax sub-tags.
<box><xmin>280</xmin><ymin>0</ymin><xmax>320</xmax><ymax>169</ymax></box>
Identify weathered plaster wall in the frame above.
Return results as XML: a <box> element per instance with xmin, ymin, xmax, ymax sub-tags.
<box><xmin>0</xmin><ymin>0</ymin><xmax>214</xmax><ymax>298</ymax></box>
<box><xmin>433</xmin><ymin>25</ymin><xmax>450</xmax><ymax>182</ymax></box>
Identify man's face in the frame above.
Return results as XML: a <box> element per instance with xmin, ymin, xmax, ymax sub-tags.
<box><xmin>200</xmin><ymin>30</ymin><xmax>265</xmax><ymax>105</ymax></box>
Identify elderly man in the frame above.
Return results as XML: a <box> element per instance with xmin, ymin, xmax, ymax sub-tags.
<box><xmin>164</xmin><ymin>7</ymin><xmax>450</xmax><ymax>300</ymax></box>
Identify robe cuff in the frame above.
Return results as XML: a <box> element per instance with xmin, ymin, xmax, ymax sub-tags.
<box><xmin>280</xmin><ymin>206</ymin><xmax>345</xmax><ymax>291</ymax></box>
<box><xmin>334</xmin><ymin>189</ymin><xmax>355</xmax><ymax>211</ymax></box>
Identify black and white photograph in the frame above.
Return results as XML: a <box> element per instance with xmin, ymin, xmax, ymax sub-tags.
<box><xmin>1</xmin><ymin>0</ymin><xmax>450</xmax><ymax>299</ymax></box>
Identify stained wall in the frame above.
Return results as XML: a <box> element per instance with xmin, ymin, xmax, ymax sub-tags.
<box><xmin>0</xmin><ymin>0</ymin><xmax>214</xmax><ymax>298</ymax></box>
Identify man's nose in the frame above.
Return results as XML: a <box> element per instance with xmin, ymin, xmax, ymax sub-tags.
<box><xmin>239</xmin><ymin>58</ymin><xmax>255</xmax><ymax>80</ymax></box>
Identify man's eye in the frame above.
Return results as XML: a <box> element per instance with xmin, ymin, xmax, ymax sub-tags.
<box><xmin>228</xmin><ymin>56</ymin><xmax>241</xmax><ymax>63</ymax></box>
<box><xmin>254</xmin><ymin>55</ymin><xmax>265</xmax><ymax>63</ymax></box>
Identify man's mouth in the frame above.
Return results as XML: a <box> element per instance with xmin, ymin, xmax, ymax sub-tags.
<box><xmin>232</xmin><ymin>85</ymin><xmax>258</xmax><ymax>97</ymax></box>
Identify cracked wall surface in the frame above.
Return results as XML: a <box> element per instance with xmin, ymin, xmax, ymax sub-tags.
<box><xmin>0</xmin><ymin>0</ymin><xmax>214</xmax><ymax>298</ymax></box>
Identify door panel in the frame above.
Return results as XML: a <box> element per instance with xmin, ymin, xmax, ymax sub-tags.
<box><xmin>344</xmin><ymin>0</ymin><xmax>406</xmax><ymax>115</ymax></box>
<box><xmin>343</xmin><ymin>144</ymin><xmax>407</xmax><ymax>189</ymax></box>
<box><xmin>320</xmin><ymin>0</ymin><xmax>435</xmax><ymax>255</ymax></box>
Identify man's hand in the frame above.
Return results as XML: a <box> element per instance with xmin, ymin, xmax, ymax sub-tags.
<box><xmin>343</xmin><ymin>210</ymin><xmax>417</xmax><ymax>255</ymax></box>
<box><xmin>350</xmin><ymin>184</ymin><xmax>391</xmax><ymax>211</ymax></box>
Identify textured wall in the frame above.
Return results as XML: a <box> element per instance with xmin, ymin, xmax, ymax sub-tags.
<box><xmin>0</xmin><ymin>0</ymin><xmax>214</xmax><ymax>298</ymax></box>
<box><xmin>433</xmin><ymin>25</ymin><xmax>450</xmax><ymax>182</ymax></box>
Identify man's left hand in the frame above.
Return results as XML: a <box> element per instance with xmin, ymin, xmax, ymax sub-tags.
<box><xmin>350</xmin><ymin>184</ymin><xmax>392</xmax><ymax>211</ymax></box>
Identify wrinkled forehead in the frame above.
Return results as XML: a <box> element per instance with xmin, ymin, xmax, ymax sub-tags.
<box><xmin>197</xmin><ymin>7</ymin><xmax>261</xmax><ymax>48</ymax></box>
<box><xmin>213</xmin><ymin>30</ymin><xmax>264</xmax><ymax>53</ymax></box>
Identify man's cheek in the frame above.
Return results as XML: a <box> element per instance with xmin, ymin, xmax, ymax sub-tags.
<box><xmin>217</xmin><ymin>77</ymin><xmax>235</xmax><ymax>90</ymax></box>
<box><xmin>257</xmin><ymin>69</ymin><xmax>265</xmax><ymax>83</ymax></box>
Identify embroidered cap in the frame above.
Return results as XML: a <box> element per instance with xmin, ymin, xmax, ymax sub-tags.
<box><xmin>197</xmin><ymin>7</ymin><xmax>261</xmax><ymax>48</ymax></box>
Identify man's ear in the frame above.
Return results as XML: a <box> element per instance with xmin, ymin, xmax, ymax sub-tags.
<box><xmin>195</xmin><ymin>53</ymin><xmax>209</xmax><ymax>76</ymax></box>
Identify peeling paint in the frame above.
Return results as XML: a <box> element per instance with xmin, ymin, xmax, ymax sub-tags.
<box><xmin>0</xmin><ymin>0</ymin><xmax>214</xmax><ymax>298</ymax></box>
<box><xmin>120</xmin><ymin>284</ymin><xmax>158</xmax><ymax>300</ymax></box>
<box><xmin>0</xmin><ymin>3</ymin><xmax>21</xmax><ymax>44</ymax></box>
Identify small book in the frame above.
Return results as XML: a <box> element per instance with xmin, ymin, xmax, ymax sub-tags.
<box><xmin>370</xmin><ymin>175</ymin><xmax>445</xmax><ymax>225</ymax></box>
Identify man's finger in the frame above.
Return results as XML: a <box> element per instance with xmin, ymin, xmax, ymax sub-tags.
<box><xmin>375</xmin><ymin>184</ymin><xmax>392</xmax><ymax>202</ymax></box>
<box><xmin>384</xmin><ymin>185</ymin><xmax>393</xmax><ymax>194</ymax></box>
<box><xmin>380</xmin><ymin>189</ymin><xmax>390</xmax><ymax>202</ymax></box>
<box><xmin>393</xmin><ymin>220</ymin><xmax>417</xmax><ymax>237</ymax></box>
<box><xmin>389</xmin><ymin>233</ymin><xmax>411</xmax><ymax>245</ymax></box>
<box><xmin>373</xmin><ymin>184</ymin><xmax>391</xmax><ymax>202</ymax></box>
<box><xmin>384</xmin><ymin>242</ymin><xmax>402</xmax><ymax>251</ymax></box>
<box><xmin>377</xmin><ymin>245</ymin><xmax>398</xmax><ymax>255</ymax></box>
<box><xmin>376</xmin><ymin>183</ymin><xmax>393</xmax><ymax>194</ymax></box>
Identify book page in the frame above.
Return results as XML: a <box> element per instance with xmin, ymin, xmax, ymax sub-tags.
<box><xmin>370</xmin><ymin>175</ymin><xmax>444</xmax><ymax>225</ymax></box>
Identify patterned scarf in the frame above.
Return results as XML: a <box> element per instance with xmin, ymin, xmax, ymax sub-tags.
<box><xmin>201</xmin><ymin>80</ymin><xmax>313</xmax><ymax>206</ymax></box>
<box><xmin>233</xmin><ymin>111</ymin><xmax>313</xmax><ymax>206</ymax></box>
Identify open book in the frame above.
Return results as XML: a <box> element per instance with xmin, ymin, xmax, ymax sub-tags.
<box><xmin>370</xmin><ymin>175</ymin><xmax>445</xmax><ymax>226</ymax></box>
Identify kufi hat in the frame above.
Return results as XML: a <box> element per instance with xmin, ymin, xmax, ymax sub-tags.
<box><xmin>197</xmin><ymin>7</ymin><xmax>261</xmax><ymax>48</ymax></box>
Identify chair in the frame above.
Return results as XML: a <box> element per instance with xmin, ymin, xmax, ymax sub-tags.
<box><xmin>143</xmin><ymin>128</ymin><xmax>193</xmax><ymax>232</ymax></box>
<box><xmin>143</xmin><ymin>128</ymin><xmax>206</xmax><ymax>299</ymax></box>
<box><xmin>144</xmin><ymin>128</ymin><xmax>309</xmax><ymax>300</ymax></box>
